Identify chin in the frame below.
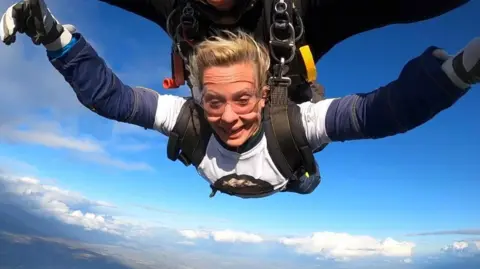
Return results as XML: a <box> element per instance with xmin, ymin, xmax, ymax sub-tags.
<box><xmin>218</xmin><ymin>128</ymin><xmax>250</xmax><ymax>147</ymax></box>
<box><xmin>224</xmin><ymin>137</ymin><xmax>248</xmax><ymax>147</ymax></box>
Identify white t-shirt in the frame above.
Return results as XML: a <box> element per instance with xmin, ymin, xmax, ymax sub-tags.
<box><xmin>152</xmin><ymin>94</ymin><xmax>335</xmax><ymax>198</ymax></box>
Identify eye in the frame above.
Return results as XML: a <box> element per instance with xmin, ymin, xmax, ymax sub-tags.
<box><xmin>207</xmin><ymin>99</ymin><xmax>223</xmax><ymax>109</ymax></box>
<box><xmin>235</xmin><ymin>93</ymin><xmax>254</xmax><ymax>105</ymax></box>
<box><xmin>236</xmin><ymin>98</ymin><xmax>250</xmax><ymax>106</ymax></box>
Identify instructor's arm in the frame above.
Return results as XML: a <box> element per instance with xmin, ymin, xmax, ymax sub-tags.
<box><xmin>98</xmin><ymin>0</ymin><xmax>175</xmax><ymax>32</ymax></box>
<box><xmin>304</xmin><ymin>0</ymin><xmax>470</xmax><ymax>60</ymax></box>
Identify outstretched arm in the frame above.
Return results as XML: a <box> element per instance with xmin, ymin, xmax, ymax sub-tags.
<box><xmin>98</xmin><ymin>0</ymin><xmax>175</xmax><ymax>33</ymax></box>
<box><xmin>304</xmin><ymin>0</ymin><xmax>470</xmax><ymax>61</ymax></box>
<box><xmin>47</xmin><ymin>30</ymin><xmax>185</xmax><ymax>135</ymax></box>
<box><xmin>302</xmin><ymin>40</ymin><xmax>478</xmax><ymax>150</ymax></box>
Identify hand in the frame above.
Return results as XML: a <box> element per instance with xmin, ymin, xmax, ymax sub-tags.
<box><xmin>452</xmin><ymin>37</ymin><xmax>480</xmax><ymax>85</ymax></box>
<box><xmin>436</xmin><ymin>37</ymin><xmax>480</xmax><ymax>88</ymax></box>
<box><xmin>1</xmin><ymin>0</ymin><xmax>64</xmax><ymax>46</ymax></box>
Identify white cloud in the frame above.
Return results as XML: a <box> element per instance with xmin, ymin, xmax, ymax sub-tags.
<box><xmin>441</xmin><ymin>240</ymin><xmax>480</xmax><ymax>257</ymax></box>
<box><xmin>278</xmin><ymin>232</ymin><xmax>415</xmax><ymax>259</ymax></box>
<box><xmin>177</xmin><ymin>228</ymin><xmax>417</xmax><ymax>260</ymax></box>
<box><xmin>0</xmin><ymin>120</ymin><xmax>153</xmax><ymax>171</ymax></box>
<box><xmin>0</xmin><ymin>174</ymin><xmax>154</xmax><ymax>237</ymax></box>
<box><xmin>178</xmin><ymin>229</ymin><xmax>264</xmax><ymax>243</ymax></box>
<box><xmin>0</xmin><ymin>124</ymin><xmax>102</xmax><ymax>153</ymax></box>
<box><xmin>179</xmin><ymin>229</ymin><xmax>210</xmax><ymax>240</ymax></box>
<box><xmin>178</xmin><ymin>229</ymin><xmax>264</xmax><ymax>244</ymax></box>
<box><xmin>211</xmin><ymin>230</ymin><xmax>264</xmax><ymax>243</ymax></box>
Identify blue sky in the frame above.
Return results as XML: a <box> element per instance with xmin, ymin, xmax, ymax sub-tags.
<box><xmin>0</xmin><ymin>0</ymin><xmax>479</xmax><ymax>267</ymax></box>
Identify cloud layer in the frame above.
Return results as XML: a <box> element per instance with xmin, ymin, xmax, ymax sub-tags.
<box><xmin>279</xmin><ymin>232</ymin><xmax>415</xmax><ymax>259</ymax></box>
<box><xmin>1</xmin><ymin>169</ymin><xmax>480</xmax><ymax>269</ymax></box>
<box><xmin>0</xmin><ymin>171</ymin><xmax>417</xmax><ymax>262</ymax></box>
<box><xmin>0</xmin><ymin>174</ymin><xmax>128</xmax><ymax>236</ymax></box>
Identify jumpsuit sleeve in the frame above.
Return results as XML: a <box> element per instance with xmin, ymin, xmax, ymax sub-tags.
<box><xmin>47</xmin><ymin>32</ymin><xmax>186</xmax><ymax>136</ymax></box>
<box><xmin>98</xmin><ymin>0</ymin><xmax>175</xmax><ymax>33</ymax></box>
<box><xmin>300</xmin><ymin>46</ymin><xmax>471</xmax><ymax>150</ymax></box>
<box><xmin>302</xmin><ymin>0</ymin><xmax>470</xmax><ymax>60</ymax></box>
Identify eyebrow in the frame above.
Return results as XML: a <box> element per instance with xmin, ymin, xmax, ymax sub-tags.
<box><xmin>203</xmin><ymin>88</ymin><xmax>256</xmax><ymax>98</ymax></box>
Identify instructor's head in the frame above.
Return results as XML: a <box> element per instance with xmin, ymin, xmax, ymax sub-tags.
<box><xmin>194</xmin><ymin>0</ymin><xmax>256</xmax><ymax>25</ymax></box>
<box><xmin>197</xmin><ymin>0</ymin><xmax>252</xmax><ymax>11</ymax></box>
<box><xmin>188</xmin><ymin>30</ymin><xmax>270</xmax><ymax>148</ymax></box>
<box><xmin>201</xmin><ymin>0</ymin><xmax>236</xmax><ymax>11</ymax></box>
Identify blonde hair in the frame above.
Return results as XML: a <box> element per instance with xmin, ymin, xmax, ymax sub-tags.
<box><xmin>187</xmin><ymin>30</ymin><xmax>270</xmax><ymax>94</ymax></box>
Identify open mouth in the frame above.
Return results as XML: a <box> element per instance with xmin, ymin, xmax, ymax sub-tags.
<box><xmin>221</xmin><ymin>126</ymin><xmax>243</xmax><ymax>137</ymax></box>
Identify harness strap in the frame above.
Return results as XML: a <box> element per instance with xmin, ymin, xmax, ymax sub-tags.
<box><xmin>262</xmin><ymin>0</ymin><xmax>318</xmax><ymax>180</ymax></box>
<box><xmin>265</xmin><ymin>0</ymin><xmax>315</xmax><ymax>103</ymax></box>
<box><xmin>167</xmin><ymin>98</ymin><xmax>212</xmax><ymax>167</ymax></box>
<box><xmin>264</xmin><ymin>78</ymin><xmax>317</xmax><ymax>181</ymax></box>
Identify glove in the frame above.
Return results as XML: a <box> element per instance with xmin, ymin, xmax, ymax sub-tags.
<box><xmin>1</xmin><ymin>0</ymin><xmax>65</xmax><ymax>46</ymax></box>
<box><xmin>452</xmin><ymin>37</ymin><xmax>480</xmax><ymax>85</ymax></box>
<box><xmin>436</xmin><ymin>37</ymin><xmax>480</xmax><ymax>89</ymax></box>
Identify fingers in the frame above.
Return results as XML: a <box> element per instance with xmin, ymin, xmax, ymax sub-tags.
<box><xmin>432</xmin><ymin>49</ymin><xmax>450</xmax><ymax>61</ymax></box>
<box><xmin>25</xmin><ymin>0</ymin><xmax>48</xmax><ymax>34</ymax></box>
<box><xmin>63</xmin><ymin>24</ymin><xmax>76</xmax><ymax>33</ymax></box>
<box><xmin>461</xmin><ymin>37</ymin><xmax>480</xmax><ymax>73</ymax></box>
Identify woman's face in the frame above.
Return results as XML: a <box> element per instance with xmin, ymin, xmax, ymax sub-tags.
<box><xmin>201</xmin><ymin>62</ymin><xmax>267</xmax><ymax>147</ymax></box>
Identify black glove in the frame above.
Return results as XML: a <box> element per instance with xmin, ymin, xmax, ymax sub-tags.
<box><xmin>1</xmin><ymin>0</ymin><xmax>64</xmax><ymax>46</ymax></box>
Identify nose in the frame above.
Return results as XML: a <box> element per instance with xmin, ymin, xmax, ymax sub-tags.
<box><xmin>220</xmin><ymin>103</ymin><xmax>239</xmax><ymax>124</ymax></box>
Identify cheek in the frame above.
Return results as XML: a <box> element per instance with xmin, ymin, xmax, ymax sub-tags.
<box><xmin>205</xmin><ymin>115</ymin><xmax>221</xmax><ymax>127</ymax></box>
<box><xmin>238</xmin><ymin>112</ymin><xmax>262</xmax><ymax>128</ymax></box>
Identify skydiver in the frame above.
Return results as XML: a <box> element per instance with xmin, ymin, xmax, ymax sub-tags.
<box><xmin>97</xmin><ymin>0</ymin><xmax>471</xmax><ymax>103</ymax></box>
<box><xmin>1</xmin><ymin>0</ymin><xmax>478</xmax><ymax>198</ymax></box>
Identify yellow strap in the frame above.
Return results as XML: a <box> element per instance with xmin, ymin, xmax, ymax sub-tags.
<box><xmin>299</xmin><ymin>45</ymin><xmax>316</xmax><ymax>82</ymax></box>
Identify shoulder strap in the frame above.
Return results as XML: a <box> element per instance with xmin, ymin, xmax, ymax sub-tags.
<box><xmin>167</xmin><ymin>98</ymin><xmax>212</xmax><ymax>167</ymax></box>
<box><xmin>263</xmin><ymin>81</ymin><xmax>317</xmax><ymax>180</ymax></box>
